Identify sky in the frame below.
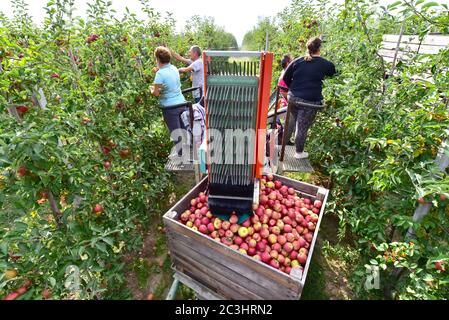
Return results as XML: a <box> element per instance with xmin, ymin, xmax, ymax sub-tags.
<box><xmin>1</xmin><ymin>0</ymin><xmax>295</xmax><ymax>46</ymax></box>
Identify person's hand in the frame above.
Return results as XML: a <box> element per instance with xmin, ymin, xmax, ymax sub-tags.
<box><xmin>304</xmin><ymin>55</ymin><xmax>313</xmax><ymax>62</ymax></box>
<box><xmin>170</xmin><ymin>49</ymin><xmax>181</xmax><ymax>60</ymax></box>
<box><xmin>152</xmin><ymin>66</ymin><xmax>159</xmax><ymax>74</ymax></box>
<box><xmin>178</xmin><ymin>67</ymin><xmax>187</xmax><ymax>73</ymax></box>
<box><xmin>150</xmin><ymin>85</ymin><xmax>155</xmax><ymax>94</ymax></box>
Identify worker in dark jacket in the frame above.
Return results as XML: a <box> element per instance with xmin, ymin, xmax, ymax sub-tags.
<box><xmin>283</xmin><ymin>36</ymin><xmax>336</xmax><ymax>159</ymax></box>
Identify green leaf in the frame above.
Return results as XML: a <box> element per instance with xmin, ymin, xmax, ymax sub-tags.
<box><xmin>102</xmin><ymin>237</ymin><xmax>114</xmax><ymax>246</ymax></box>
<box><xmin>49</xmin><ymin>277</ymin><xmax>56</xmax><ymax>287</ymax></box>
<box><xmin>0</xmin><ymin>242</ymin><xmax>8</xmax><ymax>255</ymax></box>
<box><xmin>370</xmin><ymin>259</ymin><xmax>378</xmax><ymax>265</ymax></box>
<box><xmin>95</xmin><ymin>242</ymin><xmax>108</xmax><ymax>254</ymax></box>
<box><xmin>421</xmin><ymin>2</ymin><xmax>440</xmax><ymax>10</ymax></box>
<box><xmin>14</xmin><ymin>222</ymin><xmax>28</xmax><ymax>232</ymax></box>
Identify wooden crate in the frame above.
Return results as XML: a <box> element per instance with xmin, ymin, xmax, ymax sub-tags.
<box><xmin>163</xmin><ymin>174</ymin><xmax>329</xmax><ymax>300</ymax></box>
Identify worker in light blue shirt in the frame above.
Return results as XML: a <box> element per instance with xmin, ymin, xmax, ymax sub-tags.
<box><xmin>151</xmin><ymin>46</ymin><xmax>186</xmax><ymax>157</ymax></box>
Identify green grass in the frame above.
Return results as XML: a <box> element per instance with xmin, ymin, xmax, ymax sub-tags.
<box><xmin>131</xmin><ymin>258</ymin><xmax>153</xmax><ymax>289</ymax></box>
<box><xmin>300</xmin><ymin>247</ymin><xmax>329</xmax><ymax>300</ymax></box>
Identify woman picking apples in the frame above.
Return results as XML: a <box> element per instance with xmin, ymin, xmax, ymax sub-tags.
<box><xmin>282</xmin><ymin>37</ymin><xmax>336</xmax><ymax>159</ymax></box>
<box><xmin>151</xmin><ymin>46</ymin><xmax>187</xmax><ymax>157</ymax></box>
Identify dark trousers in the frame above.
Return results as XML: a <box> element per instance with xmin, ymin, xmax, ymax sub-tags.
<box><xmin>289</xmin><ymin>102</ymin><xmax>318</xmax><ymax>153</ymax></box>
<box><xmin>162</xmin><ymin>107</ymin><xmax>187</xmax><ymax>155</ymax></box>
<box><xmin>194</xmin><ymin>97</ymin><xmax>201</xmax><ymax>104</ymax></box>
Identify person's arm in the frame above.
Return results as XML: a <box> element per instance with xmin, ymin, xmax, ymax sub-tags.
<box><xmin>152</xmin><ymin>71</ymin><xmax>164</xmax><ymax>97</ymax></box>
<box><xmin>282</xmin><ymin>61</ymin><xmax>294</xmax><ymax>88</ymax></box>
<box><xmin>326</xmin><ymin>61</ymin><xmax>337</xmax><ymax>77</ymax></box>
<box><xmin>150</xmin><ymin>84</ymin><xmax>163</xmax><ymax>97</ymax></box>
<box><xmin>179</xmin><ymin>65</ymin><xmax>194</xmax><ymax>73</ymax></box>
<box><xmin>171</xmin><ymin>49</ymin><xmax>191</xmax><ymax>65</ymax></box>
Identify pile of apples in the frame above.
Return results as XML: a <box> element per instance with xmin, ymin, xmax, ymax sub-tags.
<box><xmin>178</xmin><ymin>174</ymin><xmax>322</xmax><ymax>275</ymax></box>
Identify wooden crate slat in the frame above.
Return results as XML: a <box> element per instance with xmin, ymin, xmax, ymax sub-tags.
<box><xmin>383</xmin><ymin>34</ymin><xmax>449</xmax><ymax>46</ymax></box>
<box><xmin>272</xmin><ymin>173</ymin><xmax>319</xmax><ymax>196</ymax></box>
<box><xmin>173</xmin><ymin>271</ymin><xmax>225</xmax><ymax>300</ymax></box>
<box><xmin>171</xmin><ymin>247</ymin><xmax>269</xmax><ymax>300</ymax></box>
<box><xmin>164</xmin><ymin>219</ymin><xmax>302</xmax><ymax>294</ymax></box>
<box><xmin>168</xmin><ymin>234</ymin><xmax>297</xmax><ymax>299</ymax></box>
<box><xmin>381</xmin><ymin>42</ymin><xmax>444</xmax><ymax>54</ymax></box>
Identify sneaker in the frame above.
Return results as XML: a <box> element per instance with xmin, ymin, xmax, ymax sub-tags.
<box><xmin>294</xmin><ymin>151</ymin><xmax>309</xmax><ymax>159</ymax></box>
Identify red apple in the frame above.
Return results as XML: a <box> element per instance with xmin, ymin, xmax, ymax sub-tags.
<box><xmin>234</xmin><ymin>236</ymin><xmax>243</xmax><ymax>245</ymax></box>
<box><xmin>272</xmin><ymin>243</ymin><xmax>282</xmax><ymax>253</ymax></box>
<box><xmin>283</xmin><ymin>242</ymin><xmax>293</xmax><ymax>253</ymax></box>
<box><xmin>276</xmin><ymin>220</ymin><xmax>284</xmax><ymax>230</ymax></box>
<box><xmin>218</xmin><ymin>229</ymin><xmax>225</xmax><ymax>237</ymax></box>
<box><xmin>268</xmin><ymin>234</ymin><xmax>277</xmax><ymax>244</ymax></box>
<box><xmin>283</xmin><ymin>224</ymin><xmax>293</xmax><ymax>233</ymax></box>
<box><xmin>251</xmin><ymin>215</ymin><xmax>260</xmax><ymax>224</ymax></box>
<box><xmin>229</xmin><ymin>214</ymin><xmax>239</xmax><ymax>224</ymax></box>
<box><xmin>256</xmin><ymin>242</ymin><xmax>266</xmax><ymax>252</ymax></box>
<box><xmin>180</xmin><ymin>211</ymin><xmax>190</xmax><ymax>222</ymax></box>
<box><xmin>278</xmin><ymin>235</ymin><xmax>287</xmax><ymax>245</ymax></box>
<box><xmin>252</xmin><ymin>233</ymin><xmax>261</xmax><ymax>242</ymax></box>
<box><xmin>274</xmin><ymin>180</ymin><xmax>282</xmax><ymax>189</ymax></box>
<box><xmin>277</xmin><ymin>254</ymin><xmax>285</xmax><ymax>265</ymax></box>
<box><xmin>260</xmin><ymin>228</ymin><xmax>270</xmax><ymax>239</ymax></box>
<box><xmin>270</xmin><ymin>259</ymin><xmax>280</xmax><ymax>269</ymax></box>
<box><xmin>271</xmin><ymin>226</ymin><xmax>281</xmax><ymax>235</ymax></box>
<box><xmin>17</xmin><ymin>166</ymin><xmax>27</xmax><ymax>177</ymax></box>
<box><xmin>201</xmin><ymin>217</ymin><xmax>210</xmax><ymax>225</ymax></box>
<box><xmin>435</xmin><ymin>261</ymin><xmax>445</xmax><ymax>271</ymax></box>
<box><xmin>222</xmin><ymin>221</ymin><xmax>231</xmax><ymax>230</ymax></box>
<box><xmin>198</xmin><ymin>225</ymin><xmax>208</xmax><ymax>234</ymax></box>
<box><xmin>314</xmin><ymin>200</ymin><xmax>322</xmax><ymax>209</ymax></box>
<box><xmin>221</xmin><ymin>237</ymin><xmax>233</xmax><ymax>246</ymax></box>
<box><xmin>240</xmin><ymin>242</ymin><xmax>249</xmax><ymax>251</ymax></box>
<box><xmin>290</xmin><ymin>250</ymin><xmax>298</xmax><ymax>260</ymax></box>
<box><xmin>198</xmin><ymin>192</ymin><xmax>207</xmax><ymax>203</ymax></box>
<box><xmin>190</xmin><ymin>198</ymin><xmax>197</xmax><ymax>207</ymax></box>
<box><xmin>210</xmin><ymin>230</ymin><xmax>219</xmax><ymax>238</ymax></box>
<box><xmin>304</xmin><ymin>233</ymin><xmax>313</xmax><ymax>242</ymax></box>
<box><xmin>248</xmin><ymin>247</ymin><xmax>256</xmax><ymax>256</ymax></box>
<box><xmin>298</xmin><ymin>253</ymin><xmax>307</xmax><ymax>265</ymax></box>
<box><xmin>292</xmin><ymin>240</ymin><xmax>300</xmax><ymax>251</ymax></box>
<box><xmin>259</xmin><ymin>195</ymin><xmax>268</xmax><ymax>205</ymax></box>
<box><xmin>270</xmin><ymin>250</ymin><xmax>279</xmax><ymax>260</ymax></box>
<box><xmin>230</xmin><ymin>244</ymin><xmax>239</xmax><ymax>250</ymax></box>
<box><xmin>230</xmin><ymin>224</ymin><xmax>239</xmax><ymax>234</ymax></box>
<box><xmin>92</xmin><ymin>204</ymin><xmax>103</xmax><ymax>214</ymax></box>
<box><xmin>248</xmin><ymin>239</ymin><xmax>257</xmax><ymax>249</ymax></box>
<box><xmin>286</xmin><ymin>233</ymin><xmax>295</xmax><ymax>243</ymax></box>
<box><xmin>207</xmin><ymin>223</ymin><xmax>215</xmax><ymax>233</ymax></box>
<box><xmin>261</xmin><ymin>252</ymin><xmax>271</xmax><ymax>263</ymax></box>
